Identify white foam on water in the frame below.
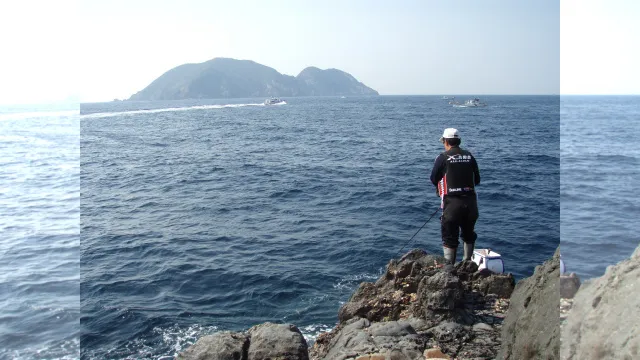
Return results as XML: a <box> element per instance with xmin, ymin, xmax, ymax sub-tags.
<box><xmin>3</xmin><ymin>338</ymin><xmax>80</xmax><ymax>360</ymax></box>
<box><xmin>77</xmin><ymin>323</ymin><xmax>219</xmax><ymax>360</ymax></box>
<box><xmin>332</xmin><ymin>269</ymin><xmax>384</xmax><ymax>290</ymax></box>
<box><xmin>300</xmin><ymin>323</ymin><xmax>333</xmax><ymax>345</ymax></box>
<box><xmin>156</xmin><ymin>323</ymin><xmax>219</xmax><ymax>355</ymax></box>
<box><xmin>81</xmin><ymin>103</ymin><xmax>268</xmax><ymax>119</ymax></box>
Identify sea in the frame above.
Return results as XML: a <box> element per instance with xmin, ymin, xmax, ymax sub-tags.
<box><xmin>0</xmin><ymin>104</ymin><xmax>80</xmax><ymax>359</ymax></box>
<box><xmin>560</xmin><ymin>96</ymin><xmax>640</xmax><ymax>278</ymax></box>
<box><xmin>4</xmin><ymin>95</ymin><xmax>631</xmax><ymax>359</ymax></box>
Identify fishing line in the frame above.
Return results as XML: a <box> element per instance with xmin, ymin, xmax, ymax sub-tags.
<box><xmin>393</xmin><ymin>207</ymin><xmax>441</xmax><ymax>260</ymax></box>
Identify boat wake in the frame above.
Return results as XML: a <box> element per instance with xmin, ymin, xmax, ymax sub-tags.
<box><xmin>81</xmin><ymin>103</ymin><xmax>268</xmax><ymax>119</ymax></box>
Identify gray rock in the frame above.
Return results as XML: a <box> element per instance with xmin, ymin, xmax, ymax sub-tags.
<box><xmin>429</xmin><ymin>321</ymin><xmax>468</xmax><ymax>342</ymax></box>
<box><xmin>417</xmin><ymin>271</ymin><xmax>464</xmax><ymax>312</ymax></box>
<box><xmin>454</xmin><ymin>260</ymin><xmax>479</xmax><ymax>280</ymax></box>
<box><xmin>474</xmin><ymin>273</ymin><xmax>515</xmax><ymax>299</ymax></box>
<box><xmin>319</xmin><ymin>325</ymin><xmax>377</xmax><ymax>360</ymax></box>
<box><xmin>377</xmin><ymin>250</ymin><xmax>444</xmax><ymax>293</ymax></box>
<box><xmin>337</xmin><ymin>282</ymin><xmax>377</xmax><ymax>323</ymax></box>
<box><xmin>497</xmin><ymin>248</ymin><xmax>560</xmax><ymax>360</ymax></box>
<box><xmin>344</xmin><ymin>317</ymin><xmax>371</xmax><ymax>332</ymax></box>
<box><xmin>309</xmin><ymin>317</ymin><xmax>375</xmax><ymax>360</ymax></box>
<box><xmin>405</xmin><ymin>317</ymin><xmax>429</xmax><ymax>332</ymax></box>
<box><xmin>310</xmin><ymin>317</ymin><xmax>424</xmax><ymax>360</ymax></box>
<box><xmin>247</xmin><ymin>323</ymin><xmax>308</xmax><ymax>360</ymax></box>
<box><xmin>338</xmin><ymin>251</ymin><xmax>449</xmax><ymax>326</ymax></box>
<box><xmin>472</xmin><ymin>323</ymin><xmax>493</xmax><ymax>332</ymax></box>
<box><xmin>176</xmin><ymin>331</ymin><xmax>249</xmax><ymax>360</ymax></box>
<box><xmin>389</xmin><ymin>348</ymin><xmax>423</xmax><ymax>360</ymax></box>
<box><xmin>368</xmin><ymin>321</ymin><xmax>416</xmax><ymax>337</ymax></box>
<box><xmin>559</xmin><ymin>273</ymin><xmax>581</xmax><ymax>299</ymax></box>
<box><xmin>471</xmin><ymin>268</ymin><xmax>494</xmax><ymax>281</ymax></box>
<box><xmin>561</xmin><ymin>244</ymin><xmax>640</xmax><ymax>359</ymax></box>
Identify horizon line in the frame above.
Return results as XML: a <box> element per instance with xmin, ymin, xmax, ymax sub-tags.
<box><xmin>4</xmin><ymin>94</ymin><xmax>640</xmax><ymax>107</ymax></box>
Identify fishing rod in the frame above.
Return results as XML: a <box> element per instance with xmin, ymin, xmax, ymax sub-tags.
<box><xmin>393</xmin><ymin>207</ymin><xmax>441</xmax><ymax>260</ymax></box>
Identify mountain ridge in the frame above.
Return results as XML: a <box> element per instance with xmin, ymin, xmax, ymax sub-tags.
<box><xmin>129</xmin><ymin>58</ymin><xmax>379</xmax><ymax>101</ymax></box>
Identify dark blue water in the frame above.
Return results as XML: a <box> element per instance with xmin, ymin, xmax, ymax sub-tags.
<box><xmin>0</xmin><ymin>106</ymin><xmax>79</xmax><ymax>359</ymax></box>
<box><xmin>79</xmin><ymin>95</ymin><xmax>559</xmax><ymax>359</ymax></box>
<box><xmin>560</xmin><ymin>96</ymin><xmax>640</xmax><ymax>279</ymax></box>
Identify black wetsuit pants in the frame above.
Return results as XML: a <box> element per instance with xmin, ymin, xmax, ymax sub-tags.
<box><xmin>441</xmin><ymin>194</ymin><xmax>478</xmax><ymax>249</ymax></box>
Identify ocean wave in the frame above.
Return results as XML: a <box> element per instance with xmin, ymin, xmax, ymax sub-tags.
<box><xmin>333</xmin><ymin>271</ymin><xmax>383</xmax><ymax>290</ymax></box>
<box><xmin>82</xmin><ymin>324</ymin><xmax>219</xmax><ymax>360</ymax></box>
<box><xmin>592</xmin><ymin>154</ymin><xmax>639</xmax><ymax>163</ymax></box>
<box><xmin>0</xmin><ymin>338</ymin><xmax>79</xmax><ymax>360</ymax></box>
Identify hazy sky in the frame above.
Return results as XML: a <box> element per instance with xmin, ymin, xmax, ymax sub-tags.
<box><xmin>561</xmin><ymin>0</ymin><xmax>640</xmax><ymax>95</ymax></box>
<box><xmin>0</xmin><ymin>1</ymin><xmax>637</xmax><ymax>104</ymax></box>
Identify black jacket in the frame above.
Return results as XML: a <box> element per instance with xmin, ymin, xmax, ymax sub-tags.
<box><xmin>430</xmin><ymin>146</ymin><xmax>480</xmax><ymax>196</ymax></box>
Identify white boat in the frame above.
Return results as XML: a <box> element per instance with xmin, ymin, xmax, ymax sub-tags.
<box><xmin>465</xmin><ymin>98</ymin><xmax>487</xmax><ymax>107</ymax></box>
<box><xmin>442</xmin><ymin>96</ymin><xmax>454</xmax><ymax>100</ymax></box>
<box><xmin>451</xmin><ymin>97</ymin><xmax>486</xmax><ymax>107</ymax></box>
<box><xmin>264</xmin><ymin>97</ymin><xmax>285</xmax><ymax>105</ymax></box>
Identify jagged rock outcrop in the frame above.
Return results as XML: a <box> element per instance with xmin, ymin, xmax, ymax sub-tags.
<box><xmin>496</xmin><ymin>248</ymin><xmax>560</xmax><ymax>360</ymax></box>
<box><xmin>311</xmin><ymin>249</ymin><xmax>515</xmax><ymax>360</ymax></box>
<box><xmin>177</xmin><ymin>248</ymin><xmax>529</xmax><ymax>360</ymax></box>
<box><xmin>176</xmin><ymin>323</ymin><xmax>308</xmax><ymax>360</ymax></box>
<box><xmin>176</xmin><ymin>331</ymin><xmax>248</xmax><ymax>360</ymax></box>
<box><xmin>248</xmin><ymin>323</ymin><xmax>309</xmax><ymax>360</ymax></box>
<box><xmin>560</xmin><ymin>244</ymin><xmax>640</xmax><ymax>360</ymax></box>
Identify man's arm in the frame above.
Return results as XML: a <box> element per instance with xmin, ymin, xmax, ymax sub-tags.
<box><xmin>472</xmin><ymin>156</ymin><xmax>480</xmax><ymax>185</ymax></box>
<box><xmin>430</xmin><ymin>154</ymin><xmax>445</xmax><ymax>186</ymax></box>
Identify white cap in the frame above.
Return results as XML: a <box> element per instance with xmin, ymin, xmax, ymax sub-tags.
<box><xmin>439</xmin><ymin>128</ymin><xmax>460</xmax><ymax>142</ymax></box>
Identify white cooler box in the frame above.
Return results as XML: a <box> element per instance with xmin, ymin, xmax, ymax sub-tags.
<box><xmin>471</xmin><ymin>249</ymin><xmax>504</xmax><ymax>273</ymax></box>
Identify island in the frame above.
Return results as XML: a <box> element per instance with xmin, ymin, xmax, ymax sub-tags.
<box><xmin>128</xmin><ymin>58</ymin><xmax>379</xmax><ymax>101</ymax></box>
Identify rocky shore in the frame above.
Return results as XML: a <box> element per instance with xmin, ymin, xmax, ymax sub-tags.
<box><xmin>176</xmin><ymin>247</ymin><xmax>570</xmax><ymax>360</ymax></box>
<box><xmin>560</xmin><ymin>244</ymin><xmax>640</xmax><ymax>360</ymax></box>
<box><xmin>309</xmin><ymin>250</ymin><xmax>515</xmax><ymax>360</ymax></box>
<box><xmin>170</xmin><ymin>242</ymin><xmax>640</xmax><ymax>359</ymax></box>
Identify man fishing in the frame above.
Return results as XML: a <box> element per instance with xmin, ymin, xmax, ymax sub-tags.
<box><xmin>430</xmin><ymin>128</ymin><xmax>480</xmax><ymax>265</ymax></box>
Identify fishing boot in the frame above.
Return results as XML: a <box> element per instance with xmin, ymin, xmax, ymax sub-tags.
<box><xmin>463</xmin><ymin>242</ymin><xmax>475</xmax><ymax>261</ymax></box>
<box><xmin>443</xmin><ymin>246</ymin><xmax>457</xmax><ymax>265</ymax></box>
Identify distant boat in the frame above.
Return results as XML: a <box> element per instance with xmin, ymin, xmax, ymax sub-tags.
<box><xmin>451</xmin><ymin>98</ymin><xmax>486</xmax><ymax>107</ymax></box>
<box><xmin>264</xmin><ymin>97</ymin><xmax>285</xmax><ymax>105</ymax></box>
<box><xmin>340</xmin><ymin>96</ymin><xmax>346</xmax><ymax>99</ymax></box>
<box><xmin>442</xmin><ymin>96</ymin><xmax>454</xmax><ymax>100</ymax></box>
